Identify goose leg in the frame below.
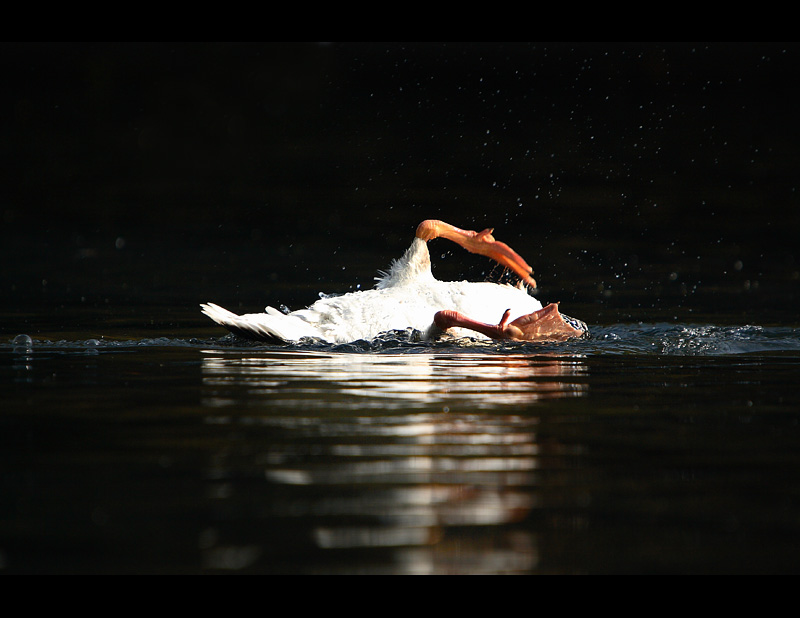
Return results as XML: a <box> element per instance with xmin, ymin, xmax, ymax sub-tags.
<box><xmin>434</xmin><ymin>303</ymin><xmax>587</xmax><ymax>342</ymax></box>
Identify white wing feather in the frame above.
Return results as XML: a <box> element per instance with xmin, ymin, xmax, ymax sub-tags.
<box><xmin>201</xmin><ymin>237</ymin><xmax>542</xmax><ymax>343</ymax></box>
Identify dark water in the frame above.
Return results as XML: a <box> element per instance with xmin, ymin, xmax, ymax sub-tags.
<box><xmin>2</xmin><ymin>43</ymin><xmax>800</xmax><ymax>573</ymax></box>
<box><xmin>3</xmin><ymin>321</ymin><xmax>800</xmax><ymax>574</ymax></box>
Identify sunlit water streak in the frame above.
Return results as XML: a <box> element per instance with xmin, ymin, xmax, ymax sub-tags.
<box><xmin>194</xmin><ymin>349</ymin><xmax>582</xmax><ymax>572</ymax></box>
<box><xmin>200</xmin><ymin>350</ymin><xmax>588</xmax><ymax>409</ymax></box>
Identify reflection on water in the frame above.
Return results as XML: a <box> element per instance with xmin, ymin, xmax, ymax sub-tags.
<box><xmin>201</xmin><ymin>349</ymin><xmax>588</xmax><ymax>409</ymax></box>
<box><xmin>197</xmin><ymin>350</ymin><xmax>586</xmax><ymax>573</ymax></box>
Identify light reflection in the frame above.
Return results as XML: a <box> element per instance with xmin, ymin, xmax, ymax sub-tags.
<box><xmin>198</xmin><ymin>350</ymin><xmax>586</xmax><ymax>573</ymax></box>
<box><xmin>200</xmin><ymin>349</ymin><xmax>587</xmax><ymax>409</ymax></box>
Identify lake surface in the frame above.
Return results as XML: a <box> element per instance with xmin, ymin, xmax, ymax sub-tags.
<box><xmin>2</xmin><ymin>43</ymin><xmax>800</xmax><ymax>574</ymax></box>
<box><xmin>3</xmin><ymin>314</ymin><xmax>800</xmax><ymax>574</ymax></box>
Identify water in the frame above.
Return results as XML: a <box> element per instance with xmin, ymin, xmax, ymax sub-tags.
<box><xmin>3</xmin><ymin>322</ymin><xmax>800</xmax><ymax>574</ymax></box>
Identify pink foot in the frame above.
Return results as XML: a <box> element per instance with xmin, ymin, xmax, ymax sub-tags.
<box><xmin>434</xmin><ymin>303</ymin><xmax>587</xmax><ymax>342</ymax></box>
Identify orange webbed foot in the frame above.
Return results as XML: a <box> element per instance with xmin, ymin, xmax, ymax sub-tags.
<box><xmin>434</xmin><ymin>303</ymin><xmax>587</xmax><ymax>342</ymax></box>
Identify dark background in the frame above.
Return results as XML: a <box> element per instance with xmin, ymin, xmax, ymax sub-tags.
<box><xmin>2</xmin><ymin>42</ymin><xmax>799</xmax><ymax>335</ymax></box>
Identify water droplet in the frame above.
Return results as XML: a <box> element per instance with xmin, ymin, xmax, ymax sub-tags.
<box><xmin>12</xmin><ymin>334</ymin><xmax>32</xmax><ymax>348</ymax></box>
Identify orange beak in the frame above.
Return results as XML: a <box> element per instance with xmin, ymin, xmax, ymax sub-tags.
<box><xmin>416</xmin><ymin>219</ymin><xmax>537</xmax><ymax>288</ymax></box>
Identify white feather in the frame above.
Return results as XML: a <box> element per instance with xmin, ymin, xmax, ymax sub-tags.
<box><xmin>202</xmin><ymin>237</ymin><xmax>542</xmax><ymax>343</ymax></box>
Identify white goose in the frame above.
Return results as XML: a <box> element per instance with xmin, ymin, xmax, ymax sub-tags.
<box><xmin>201</xmin><ymin>219</ymin><xmax>587</xmax><ymax>344</ymax></box>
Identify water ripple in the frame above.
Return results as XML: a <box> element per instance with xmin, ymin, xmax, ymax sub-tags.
<box><xmin>4</xmin><ymin>322</ymin><xmax>800</xmax><ymax>357</ymax></box>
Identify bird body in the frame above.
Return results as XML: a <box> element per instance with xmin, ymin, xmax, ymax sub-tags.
<box><xmin>201</xmin><ymin>220</ymin><xmax>586</xmax><ymax>344</ymax></box>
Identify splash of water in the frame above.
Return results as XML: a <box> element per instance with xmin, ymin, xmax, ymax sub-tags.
<box><xmin>5</xmin><ymin>322</ymin><xmax>800</xmax><ymax>357</ymax></box>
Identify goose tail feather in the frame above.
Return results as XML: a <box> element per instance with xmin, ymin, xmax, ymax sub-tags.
<box><xmin>200</xmin><ymin>302</ymin><xmax>320</xmax><ymax>343</ymax></box>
